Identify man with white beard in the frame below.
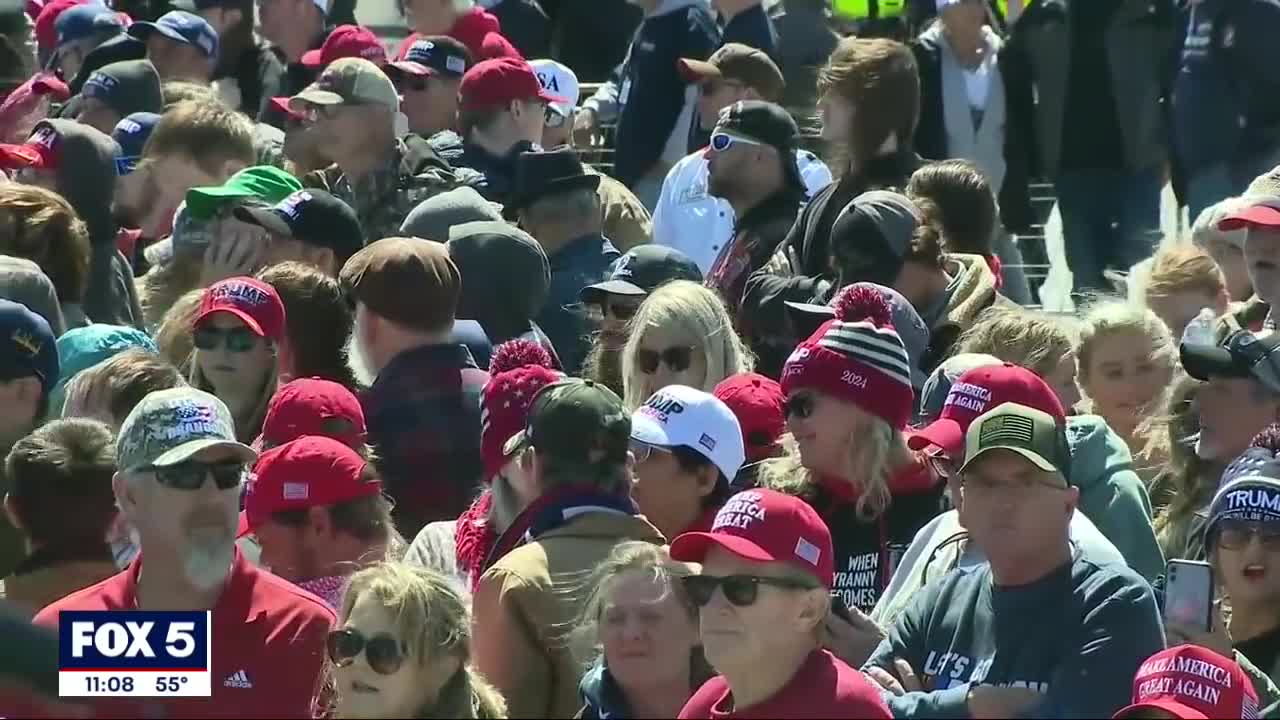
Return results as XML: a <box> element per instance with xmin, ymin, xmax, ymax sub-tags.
<box><xmin>33</xmin><ymin>388</ymin><xmax>335</xmax><ymax>718</ymax></box>
<box><xmin>340</xmin><ymin>237</ymin><xmax>490</xmax><ymax>537</ymax></box>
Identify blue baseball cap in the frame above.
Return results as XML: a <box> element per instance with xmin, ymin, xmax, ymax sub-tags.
<box><xmin>54</xmin><ymin>4</ymin><xmax>125</xmax><ymax>48</ymax></box>
<box><xmin>127</xmin><ymin>10</ymin><xmax>219</xmax><ymax>60</ymax></box>
<box><xmin>112</xmin><ymin>111</ymin><xmax>161</xmax><ymax>175</ymax></box>
<box><xmin>0</xmin><ymin>299</ymin><xmax>59</xmax><ymax>394</ymax></box>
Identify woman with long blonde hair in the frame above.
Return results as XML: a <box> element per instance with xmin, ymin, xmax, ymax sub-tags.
<box><xmin>187</xmin><ymin>276</ymin><xmax>283</xmax><ymax>443</ymax></box>
<box><xmin>620</xmin><ymin>281</ymin><xmax>753</xmax><ymax>410</ymax></box>
<box><xmin>327</xmin><ymin>562</ymin><xmax>506</xmax><ymax>718</ymax></box>
<box><xmin>953</xmin><ymin>306</ymin><xmax>1081</xmax><ymax>410</ymax></box>
<box><xmin>760</xmin><ymin>286</ymin><xmax>941</xmax><ymax>625</ymax></box>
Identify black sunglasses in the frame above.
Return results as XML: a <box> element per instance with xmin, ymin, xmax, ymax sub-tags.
<box><xmin>153</xmin><ymin>460</ymin><xmax>245</xmax><ymax>491</ymax></box>
<box><xmin>784</xmin><ymin>392</ymin><xmax>816</xmax><ymax>420</ymax></box>
<box><xmin>193</xmin><ymin>325</ymin><xmax>260</xmax><ymax>353</ymax></box>
<box><xmin>637</xmin><ymin>346</ymin><xmax>693</xmax><ymax>374</ymax></box>
<box><xmin>327</xmin><ymin>628</ymin><xmax>405</xmax><ymax>675</ymax></box>
<box><xmin>682</xmin><ymin>574</ymin><xmax>818</xmax><ymax>607</ymax></box>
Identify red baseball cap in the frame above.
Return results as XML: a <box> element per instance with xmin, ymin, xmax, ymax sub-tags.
<box><xmin>194</xmin><ymin>276</ymin><xmax>286</xmax><ymax>342</ymax></box>
<box><xmin>262</xmin><ymin>378</ymin><xmax>366</xmax><ymax>450</ymax></box>
<box><xmin>459</xmin><ymin>57</ymin><xmax>566</xmax><ymax>112</ymax></box>
<box><xmin>713</xmin><ymin>373</ymin><xmax>785</xmax><ymax>464</ymax></box>
<box><xmin>1113</xmin><ymin>645</ymin><xmax>1259</xmax><ymax>719</ymax></box>
<box><xmin>1219</xmin><ymin>199</ymin><xmax>1280</xmax><ymax>231</ymax></box>
<box><xmin>301</xmin><ymin>24</ymin><xmax>387</xmax><ymax>68</ymax></box>
<box><xmin>671</xmin><ymin>488</ymin><xmax>834</xmax><ymax>588</ymax></box>
<box><xmin>242</xmin><ymin>435</ymin><xmax>380</xmax><ymax>535</ymax></box>
<box><xmin>34</xmin><ymin>0</ymin><xmax>86</xmax><ymax>55</ymax></box>
<box><xmin>908</xmin><ymin>364</ymin><xmax>1064</xmax><ymax>458</ymax></box>
<box><xmin>0</xmin><ymin>122</ymin><xmax>61</xmax><ymax>170</ymax></box>
<box><xmin>269</xmin><ymin>96</ymin><xmax>303</xmax><ymax>121</ymax></box>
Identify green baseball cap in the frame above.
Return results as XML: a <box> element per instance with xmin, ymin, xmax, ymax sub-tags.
<box><xmin>184</xmin><ymin>165</ymin><xmax>303</xmax><ymax>220</ymax></box>
<box><xmin>959</xmin><ymin>402</ymin><xmax>1068</xmax><ymax>475</ymax></box>
<box><xmin>503</xmin><ymin>378</ymin><xmax>631</xmax><ymax>466</ymax></box>
<box><xmin>117</xmin><ymin>387</ymin><xmax>257</xmax><ymax>473</ymax></box>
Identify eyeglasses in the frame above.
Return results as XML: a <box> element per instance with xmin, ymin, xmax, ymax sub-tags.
<box><xmin>544</xmin><ymin>106</ymin><xmax>569</xmax><ymax>128</ymax></box>
<box><xmin>152</xmin><ymin>460</ymin><xmax>245</xmax><ymax>491</ymax></box>
<box><xmin>1217</xmin><ymin>519</ymin><xmax>1280</xmax><ymax>550</ymax></box>
<box><xmin>630</xmin><ymin>441</ymin><xmax>672</xmax><ymax>464</ymax></box>
<box><xmin>783</xmin><ymin>392</ymin><xmax>816</xmax><ymax>420</ymax></box>
<box><xmin>710</xmin><ymin>132</ymin><xmax>764</xmax><ymax>153</ymax></box>
<box><xmin>326</xmin><ymin>628</ymin><xmax>405</xmax><ymax>675</ymax></box>
<box><xmin>193</xmin><ymin>325</ymin><xmax>260</xmax><ymax>353</ymax></box>
<box><xmin>636</xmin><ymin>346</ymin><xmax>694</xmax><ymax>374</ymax></box>
<box><xmin>682</xmin><ymin>574</ymin><xmax>818</xmax><ymax>608</ymax></box>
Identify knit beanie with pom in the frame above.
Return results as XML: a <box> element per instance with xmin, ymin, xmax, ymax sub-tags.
<box><xmin>479</xmin><ymin>338</ymin><xmax>562</xmax><ymax>481</ymax></box>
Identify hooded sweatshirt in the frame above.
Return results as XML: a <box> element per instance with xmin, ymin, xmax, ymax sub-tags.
<box><xmin>863</xmin><ymin>551</ymin><xmax>1165</xmax><ymax>718</ymax></box>
<box><xmin>67</xmin><ymin>34</ymin><xmax>145</xmax><ymax>96</ymax></box>
<box><xmin>45</xmin><ymin>120</ymin><xmax>142</xmax><ymax>329</ymax></box>
<box><xmin>917</xmin><ymin>253</ymin><xmax>1016</xmax><ymax>373</ymax></box>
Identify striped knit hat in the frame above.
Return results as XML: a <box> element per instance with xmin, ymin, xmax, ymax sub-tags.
<box><xmin>780</xmin><ymin>285</ymin><xmax>913</xmax><ymax>429</ymax></box>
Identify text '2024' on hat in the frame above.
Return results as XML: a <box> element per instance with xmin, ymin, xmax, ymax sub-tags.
<box><xmin>632</xmin><ymin>384</ymin><xmax>746</xmax><ymax>483</ymax></box>
<box><xmin>340</xmin><ymin>237</ymin><xmax>460</xmax><ymax>332</ymax></box>
<box><xmin>117</xmin><ymin>387</ymin><xmax>256</xmax><ymax>473</ymax></box>
<box><xmin>671</xmin><ymin>488</ymin><xmax>835</xmax><ymax>587</ymax></box>
<box><xmin>959</xmin><ymin>402</ymin><xmax>1070</xmax><ymax>476</ymax></box>
<box><xmin>503</xmin><ymin>378</ymin><xmax>631</xmax><ymax>467</ymax></box>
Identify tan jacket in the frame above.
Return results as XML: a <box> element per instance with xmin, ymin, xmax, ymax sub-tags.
<box><xmin>472</xmin><ymin>511</ymin><xmax>665</xmax><ymax>719</ymax></box>
<box><xmin>0</xmin><ymin>560</ymin><xmax>119</xmax><ymax>619</ymax></box>
<box><xmin>586</xmin><ymin>166</ymin><xmax>654</xmax><ymax>253</ymax></box>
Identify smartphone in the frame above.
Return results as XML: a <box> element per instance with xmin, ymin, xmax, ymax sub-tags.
<box><xmin>1163</xmin><ymin>559</ymin><xmax>1214</xmax><ymax>633</ymax></box>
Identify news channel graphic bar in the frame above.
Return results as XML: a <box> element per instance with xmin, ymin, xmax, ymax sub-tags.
<box><xmin>59</xmin><ymin>670</ymin><xmax>211</xmax><ymax>698</ymax></box>
<box><xmin>57</xmin><ymin>610</ymin><xmax>213</xmax><ymax>698</ymax></box>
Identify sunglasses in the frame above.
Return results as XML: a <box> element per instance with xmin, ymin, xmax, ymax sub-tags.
<box><xmin>326</xmin><ymin>628</ymin><xmax>405</xmax><ymax>675</ymax></box>
<box><xmin>637</xmin><ymin>346</ymin><xmax>694</xmax><ymax>374</ymax></box>
<box><xmin>682</xmin><ymin>574</ymin><xmax>818</xmax><ymax>608</ymax></box>
<box><xmin>710</xmin><ymin>132</ymin><xmax>764</xmax><ymax>153</ymax></box>
<box><xmin>193</xmin><ymin>325</ymin><xmax>260</xmax><ymax>353</ymax></box>
<box><xmin>152</xmin><ymin>460</ymin><xmax>245</xmax><ymax>491</ymax></box>
<box><xmin>1217</xmin><ymin>519</ymin><xmax>1280</xmax><ymax>550</ymax></box>
<box><xmin>544</xmin><ymin>106</ymin><xmax>569</xmax><ymax>128</ymax></box>
<box><xmin>630</xmin><ymin>441</ymin><xmax>672</xmax><ymax>464</ymax></box>
<box><xmin>783</xmin><ymin>392</ymin><xmax>816</xmax><ymax>420</ymax></box>
<box><xmin>584</xmin><ymin>299</ymin><xmax>640</xmax><ymax>323</ymax></box>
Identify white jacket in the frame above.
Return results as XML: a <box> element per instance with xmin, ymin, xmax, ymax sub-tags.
<box><xmin>651</xmin><ymin>147</ymin><xmax>833</xmax><ymax>272</ymax></box>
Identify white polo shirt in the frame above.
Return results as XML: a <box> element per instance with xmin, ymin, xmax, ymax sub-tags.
<box><xmin>651</xmin><ymin>147</ymin><xmax>833</xmax><ymax>273</ymax></box>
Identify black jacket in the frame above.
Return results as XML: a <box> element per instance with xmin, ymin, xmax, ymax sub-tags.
<box><xmin>490</xmin><ymin>0</ymin><xmax>551</xmax><ymax>59</ymax></box>
<box><xmin>910</xmin><ymin>32</ymin><xmax>1035</xmax><ymax>233</ymax></box>
<box><xmin>216</xmin><ymin>36</ymin><xmax>284</xmax><ymax>119</ymax></box>
<box><xmin>739</xmin><ymin>150</ymin><xmax>920</xmax><ymax>376</ymax></box>
<box><xmin>68</xmin><ymin>34</ymin><xmax>145</xmax><ymax>95</ymax></box>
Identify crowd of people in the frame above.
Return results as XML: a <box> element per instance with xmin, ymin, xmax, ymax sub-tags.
<box><xmin>1</xmin><ymin>0</ymin><xmax>1280</xmax><ymax>717</ymax></box>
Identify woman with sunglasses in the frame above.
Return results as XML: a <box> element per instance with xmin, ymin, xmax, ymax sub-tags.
<box><xmin>621</xmin><ymin>281</ymin><xmax>753</xmax><ymax>411</ymax></box>
<box><xmin>574</xmin><ymin>542</ymin><xmax>709</xmax><ymax>719</ymax></box>
<box><xmin>760</xmin><ymin>287</ymin><xmax>943</xmax><ymax>661</ymax></box>
<box><xmin>328</xmin><ymin>562</ymin><xmax>507</xmax><ymax>719</ymax></box>
<box><xmin>189</xmin><ymin>276</ymin><xmax>286</xmax><ymax>443</ymax></box>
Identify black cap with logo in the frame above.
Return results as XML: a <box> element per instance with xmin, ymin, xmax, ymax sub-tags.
<box><xmin>235</xmin><ymin>189</ymin><xmax>364</xmax><ymax>264</ymax></box>
<box><xmin>580</xmin><ymin>245</ymin><xmax>703</xmax><ymax>303</ymax></box>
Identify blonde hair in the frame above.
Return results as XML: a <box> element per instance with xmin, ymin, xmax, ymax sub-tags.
<box><xmin>1150</xmin><ymin>375</ymin><xmax>1216</xmax><ymax>557</ymax></box>
<box><xmin>953</xmin><ymin>307</ymin><xmax>1076</xmax><ymax>378</ymax></box>
<box><xmin>154</xmin><ymin>288</ymin><xmax>204</xmax><ymax>374</ymax></box>
<box><xmin>621</xmin><ymin>281</ymin><xmax>754</xmax><ymax>410</ymax></box>
<box><xmin>138</xmin><ymin>253</ymin><xmax>204</xmax><ymax>333</ymax></box>
<box><xmin>759</xmin><ymin>406</ymin><xmax>911</xmax><ymax>521</ymax></box>
<box><xmin>1076</xmin><ymin>300</ymin><xmax>1177</xmax><ymax>390</ymax></box>
<box><xmin>1144</xmin><ymin>245</ymin><xmax>1226</xmax><ymax>304</ymax></box>
<box><xmin>0</xmin><ymin>183</ymin><xmax>90</xmax><ymax>304</ymax></box>
<box><xmin>337</xmin><ymin>563</ymin><xmax>506</xmax><ymax>719</ymax></box>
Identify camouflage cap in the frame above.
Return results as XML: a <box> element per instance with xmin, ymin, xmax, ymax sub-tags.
<box><xmin>289</xmin><ymin>57</ymin><xmax>398</xmax><ymax>113</ymax></box>
<box><xmin>117</xmin><ymin>387</ymin><xmax>257</xmax><ymax>473</ymax></box>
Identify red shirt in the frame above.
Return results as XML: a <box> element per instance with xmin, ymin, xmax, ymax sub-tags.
<box><xmin>678</xmin><ymin>650</ymin><xmax>891</xmax><ymax>719</ymax></box>
<box><xmin>28</xmin><ymin>549</ymin><xmax>335</xmax><ymax>718</ymax></box>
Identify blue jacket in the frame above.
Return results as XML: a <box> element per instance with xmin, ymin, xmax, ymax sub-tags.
<box><xmin>1172</xmin><ymin>0</ymin><xmax>1280</xmax><ymax>173</ymax></box>
<box><xmin>535</xmin><ymin>232</ymin><xmax>620</xmax><ymax>375</ymax></box>
<box><xmin>608</xmin><ymin>0</ymin><xmax>719</xmax><ymax>186</ymax></box>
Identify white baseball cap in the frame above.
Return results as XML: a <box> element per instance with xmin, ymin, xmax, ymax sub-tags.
<box><xmin>529</xmin><ymin>59</ymin><xmax>579</xmax><ymax>118</ymax></box>
<box><xmin>631</xmin><ymin>385</ymin><xmax>746</xmax><ymax>482</ymax></box>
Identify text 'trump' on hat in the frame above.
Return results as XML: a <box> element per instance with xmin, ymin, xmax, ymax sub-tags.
<box><xmin>632</xmin><ymin>384</ymin><xmax>746</xmax><ymax>483</ymax></box>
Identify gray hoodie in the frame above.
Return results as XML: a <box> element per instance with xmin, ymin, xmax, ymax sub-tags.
<box><xmin>41</xmin><ymin>120</ymin><xmax>142</xmax><ymax>329</ymax></box>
